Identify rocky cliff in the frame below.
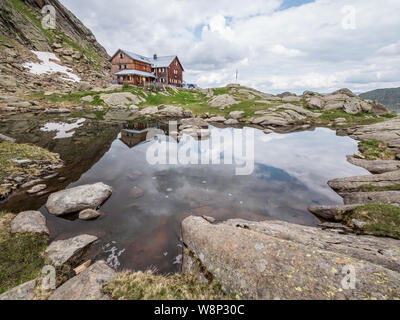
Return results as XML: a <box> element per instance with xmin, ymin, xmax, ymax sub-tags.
<box><xmin>0</xmin><ymin>0</ymin><xmax>112</xmax><ymax>93</ymax></box>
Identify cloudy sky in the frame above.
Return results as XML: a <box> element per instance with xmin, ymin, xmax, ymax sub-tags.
<box><xmin>60</xmin><ymin>0</ymin><xmax>400</xmax><ymax>94</ymax></box>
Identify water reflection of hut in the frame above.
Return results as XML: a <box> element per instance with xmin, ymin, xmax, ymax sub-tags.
<box><xmin>120</xmin><ymin>129</ymin><xmax>149</xmax><ymax>148</ymax></box>
<box><xmin>120</xmin><ymin>122</ymin><xmax>171</xmax><ymax>148</ymax></box>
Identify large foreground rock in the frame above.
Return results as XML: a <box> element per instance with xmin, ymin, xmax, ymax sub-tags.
<box><xmin>328</xmin><ymin>170</ymin><xmax>400</xmax><ymax>193</ymax></box>
<box><xmin>45</xmin><ymin>235</ymin><xmax>98</xmax><ymax>267</ymax></box>
<box><xmin>182</xmin><ymin>216</ymin><xmax>400</xmax><ymax>300</ymax></box>
<box><xmin>0</xmin><ymin>280</ymin><xmax>37</xmax><ymax>301</ymax></box>
<box><xmin>49</xmin><ymin>261</ymin><xmax>116</xmax><ymax>300</ymax></box>
<box><xmin>11</xmin><ymin>211</ymin><xmax>49</xmax><ymax>235</ymax></box>
<box><xmin>46</xmin><ymin>183</ymin><xmax>112</xmax><ymax>216</ymax></box>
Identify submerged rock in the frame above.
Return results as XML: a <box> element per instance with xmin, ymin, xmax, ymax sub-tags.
<box><xmin>182</xmin><ymin>216</ymin><xmax>400</xmax><ymax>299</ymax></box>
<box><xmin>49</xmin><ymin>261</ymin><xmax>116</xmax><ymax>300</ymax></box>
<box><xmin>131</xmin><ymin>186</ymin><xmax>144</xmax><ymax>199</ymax></box>
<box><xmin>27</xmin><ymin>184</ymin><xmax>47</xmax><ymax>194</ymax></box>
<box><xmin>45</xmin><ymin>234</ymin><xmax>98</xmax><ymax>267</ymax></box>
<box><xmin>79</xmin><ymin>209</ymin><xmax>101</xmax><ymax>221</ymax></box>
<box><xmin>11</xmin><ymin>211</ymin><xmax>49</xmax><ymax>235</ymax></box>
<box><xmin>45</xmin><ymin>182</ymin><xmax>113</xmax><ymax>216</ymax></box>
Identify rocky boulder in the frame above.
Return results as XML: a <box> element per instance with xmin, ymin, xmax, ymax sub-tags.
<box><xmin>347</xmin><ymin>155</ymin><xmax>400</xmax><ymax>174</ymax></box>
<box><xmin>45</xmin><ymin>183</ymin><xmax>113</xmax><ymax>216</ymax></box>
<box><xmin>342</xmin><ymin>191</ymin><xmax>400</xmax><ymax>205</ymax></box>
<box><xmin>49</xmin><ymin>261</ymin><xmax>116</xmax><ymax>300</ymax></box>
<box><xmin>344</xmin><ymin>117</ymin><xmax>400</xmax><ymax>149</ymax></box>
<box><xmin>139</xmin><ymin>106</ymin><xmax>159</xmax><ymax>115</ymax></box>
<box><xmin>208</xmin><ymin>94</ymin><xmax>240</xmax><ymax>108</ymax></box>
<box><xmin>100</xmin><ymin>92</ymin><xmax>144</xmax><ymax>108</ymax></box>
<box><xmin>157</xmin><ymin>105</ymin><xmax>184</xmax><ymax>117</ymax></box>
<box><xmin>282</xmin><ymin>96</ymin><xmax>301</xmax><ymax>102</ymax></box>
<box><xmin>371</xmin><ymin>101</ymin><xmax>391</xmax><ymax>116</ymax></box>
<box><xmin>251</xmin><ymin>104</ymin><xmax>320</xmax><ymax>127</ymax></box>
<box><xmin>229</xmin><ymin>111</ymin><xmax>245</xmax><ymax>120</ymax></box>
<box><xmin>180</xmin><ymin>118</ymin><xmax>209</xmax><ymax>128</ymax></box>
<box><xmin>305</xmin><ymin>88</ymin><xmax>390</xmax><ymax>115</ymax></box>
<box><xmin>45</xmin><ymin>234</ymin><xmax>98</xmax><ymax>267</ymax></box>
<box><xmin>328</xmin><ymin>170</ymin><xmax>400</xmax><ymax>193</ymax></box>
<box><xmin>10</xmin><ymin>211</ymin><xmax>49</xmax><ymax>235</ymax></box>
<box><xmin>224</xmin><ymin>119</ymin><xmax>239</xmax><ymax>125</ymax></box>
<box><xmin>308</xmin><ymin>205</ymin><xmax>360</xmax><ymax>221</ymax></box>
<box><xmin>207</xmin><ymin>116</ymin><xmax>227</xmax><ymax>123</ymax></box>
<box><xmin>182</xmin><ymin>216</ymin><xmax>400</xmax><ymax>299</ymax></box>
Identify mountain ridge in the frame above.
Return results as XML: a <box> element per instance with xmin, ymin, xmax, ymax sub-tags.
<box><xmin>359</xmin><ymin>87</ymin><xmax>400</xmax><ymax>110</ymax></box>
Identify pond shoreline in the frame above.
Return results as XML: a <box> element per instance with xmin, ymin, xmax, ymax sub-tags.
<box><xmin>1</xmin><ymin>87</ymin><xmax>400</xmax><ymax>300</ymax></box>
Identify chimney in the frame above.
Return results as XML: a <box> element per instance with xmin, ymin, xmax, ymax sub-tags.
<box><xmin>153</xmin><ymin>54</ymin><xmax>157</xmax><ymax>60</ymax></box>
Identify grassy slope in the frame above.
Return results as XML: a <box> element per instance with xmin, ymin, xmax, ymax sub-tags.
<box><xmin>32</xmin><ymin>85</ymin><xmax>394</xmax><ymax>127</ymax></box>
<box><xmin>0</xmin><ymin>142</ymin><xmax>61</xmax><ymax>196</ymax></box>
<box><xmin>0</xmin><ymin>212</ymin><xmax>48</xmax><ymax>295</ymax></box>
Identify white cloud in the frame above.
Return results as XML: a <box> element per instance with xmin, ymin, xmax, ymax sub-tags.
<box><xmin>378</xmin><ymin>41</ymin><xmax>400</xmax><ymax>56</ymax></box>
<box><xmin>60</xmin><ymin>0</ymin><xmax>400</xmax><ymax>93</ymax></box>
<box><xmin>269</xmin><ymin>44</ymin><xmax>305</xmax><ymax>58</ymax></box>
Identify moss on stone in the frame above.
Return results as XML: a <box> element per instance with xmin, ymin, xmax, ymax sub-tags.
<box><xmin>359</xmin><ymin>139</ymin><xmax>396</xmax><ymax>160</ymax></box>
<box><xmin>0</xmin><ymin>229</ymin><xmax>48</xmax><ymax>295</ymax></box>
<box><xmin>356</xmin><ymin>184</ymin><xmax>400</xmax><ymax>192</ymax></box>
<box><xmin>103</xmin><ymin>270</ymin><xmax>230</xmax><ymax>300</ymax></box>
<box><xmin>344</xmin><ymin>203</ymin><xmax>400</xmax><ymax>240</ymax></box>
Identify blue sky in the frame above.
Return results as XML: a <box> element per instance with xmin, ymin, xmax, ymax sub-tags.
<box><xmin>279</xmin><ymin>0</ymin><xmax>315</xmax><ymax>10</ymax></box>
<box><xmin>60</xmin><ymin>0</ymin><xmax>400</xmax><ymax>94</ymax></box>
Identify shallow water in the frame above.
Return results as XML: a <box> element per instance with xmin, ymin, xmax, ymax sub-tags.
<box><xmin>0</xmin><ymin>118</ymin><xmax>368</xmax><ymax>273</ymax></box>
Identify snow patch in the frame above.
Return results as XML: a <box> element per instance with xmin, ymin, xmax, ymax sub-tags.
<box><xmin>23</xmin><ymin>51</ymin><xmax>81</xmax><ymax>82</ymax></box>
<box><xmin>40</xmin><ymin>118</ymin><xmax>86</xmax><ymax>139</ymax></box>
